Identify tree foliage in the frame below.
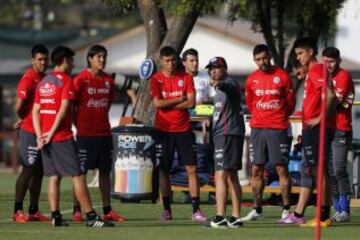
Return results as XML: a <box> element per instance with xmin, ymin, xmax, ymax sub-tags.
<box><xmin>227</xmin><ymin>0</ymin><xmax>346</xmax><ymax>68</ymax></box>
<box><xmin>102</xmin><ymin>0</ymin><xmax>225</xmax><ymax>124</ymax></box>
<box><xmin>103</xmin><ymin>0</ymin><xmax>225</xmax><ymax>57</ymax></box>
<box><xmin>102</xmin><ymin>0</ymin><xmax>346</xmax><ymax>123</ymax></box>
<box><xmin>103</xmin><ymin>0</ymin><xmax>222</xmax><ymax>15</ymax></box>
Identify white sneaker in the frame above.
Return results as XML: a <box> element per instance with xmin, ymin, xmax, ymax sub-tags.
<box><xmin>333</xmin><ymin>211</ymin><xmax>350</xmax><ymax>222</ymax></box>
<box><xmin>209</xmin><ymin>216</ymin><xmax>228</xmax><ymax>229</ymax></box>
<box><xmin>330</xmin><ymin>211</ymin><xmax>341</xmax><ymax>222</ymax></box>
<box><xmin>241</xmin><ymin>209</ymin><xmax>262</xmax><ymax>221</ymax></box>
<box><xmin>281</xmin><ymin>210</ymin><xmax>292</xmax><ymax>220</ymax></box>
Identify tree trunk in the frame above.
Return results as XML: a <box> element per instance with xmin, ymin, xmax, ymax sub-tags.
<box><xmin>160</xmin><ymin>11</ymin><xmax>200</xmax><ymax>52</ymax></box>
<box><xmin>276</xmin><ymin>0</ymin><xmax>285</xmax><ymax>67</ymax></box>
<box><xmin>133</xmin><ymin>0</ymin><xmax>168</xmax><ymax>125</ymax></box>
<box><xmin>133</xmin><ymin>2</ymin><xmax>202</xmax><ymax>125</ymax></box>
<box><xmin>137</xmin><ymin>0</ymin><xmax>167</xmax><ymax>58</ymax></box>
<box><xmin>255</xmin><ymin>0</ymin><xmax>282</xmax><ymax>67</ymax></box>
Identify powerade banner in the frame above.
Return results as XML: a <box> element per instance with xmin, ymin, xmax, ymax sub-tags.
<box><xmin>117</xmin><ymin>134</ymin><xmax>152</xmax><ymax>149</ymax></box>
<box><xmin>139</xmin><ymin>59</ymin><xmax>156</xmax><ymax>80</ymax></box>
<box><xmin>114</xmin><ymin>133</ymin><xmax>154</xmax><ymax>195</ymax></box>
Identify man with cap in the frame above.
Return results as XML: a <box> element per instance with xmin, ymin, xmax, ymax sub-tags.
<box><xmin>206</xmin><ymin>57</ymin><xmax>245</xmax><ymax>228</ymax></box>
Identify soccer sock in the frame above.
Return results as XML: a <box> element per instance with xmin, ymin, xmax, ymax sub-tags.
<box><xmin>191</xmin><ymin>197</ymin><xmax>200</xmax><ymax>213</ymax></box>
<box><xmin>51</xmin><ymin>210</ymin><xmax>61</xmax><ymax>219</ymax></box>
<box><xmin>73</xmin><ymin>205</ymin><xmax>81</xmax><ymax>214</ymax></box>
<box><xmin>162</xmin><ymin>197</ymin><xmax>171</xmax><ymax>211</ymax></box>
<box><xmin>294</xmin><ymin>211</ymin><xmax>303</xmax><ymax>218</ymax></box>
<box><xmin>339</xmin><ymin>194</ymin><xmax>350</xmax><ymax>213</ymax></box>
<box><xmin>320</xmin><ymin>205</ymin><xmax>330</xmax><ymax>221</ymax></box>
<box><xmin>254</xmin><ymin>206</ymin><xmax>262</xmax><ymax>214</ymax></box>
<box><xmin>86</xmin><ymin>210</ymin><xmax>98</xmax><ymax>221</ymax></box>
<box><xmin>283</xmin><ymin>205</ymin><xmax>291</xmax><ymax>211</ymax></box>
<box><xmin>14</xmin><ymin>202</ymin><xmax>23</xmax><ymax>213</ymax></box>
<box><xmin>103</xmin><ymin>205</ymin><xmax>112</xmax><ymax>215</ymax></box>
<box><xmin>28</xmin><ymin>205</ymin><xmax>39</xmax><ymax>215</ymax></box>
<box><xmin>332</xmin><ymin>195</ymin><xmax>341</xmax><ymax>212</ymax></box>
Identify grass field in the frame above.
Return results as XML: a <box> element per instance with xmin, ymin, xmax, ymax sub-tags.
<box><xmin>0</xmin><ymin>172</ymin><xmax>359</xmax><ymax>240</ymax></box>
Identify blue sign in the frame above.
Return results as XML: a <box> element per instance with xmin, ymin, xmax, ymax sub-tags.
<box><xmin>139</xmin><ymin>59</ymin><xmax>156</xmax><ymax>80</ymax></box>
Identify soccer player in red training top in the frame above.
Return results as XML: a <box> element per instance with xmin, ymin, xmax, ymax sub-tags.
<box><xmin>32</xmin><ymin>46</ymin><xmax>113</xmax><ymax>228</ymax></box>
<box><xmin>243</xmin><ymin>44</ymin><xmax>296</xmax><ymax>223</ymax></box>
<box><xmin>150</xmin><ymin>46</ymin><xmax>206</xmax><ymax>222</ymax></box>
<box><xmin>322</xmin><ymin>47</ymin><xmax>354</xmax><ymax>222</ymax></box>
<box><xmin>13</xmin><ymin>45</ymin><xmax>50</xmax><ymax>223</ymax></box>
<box><xmin>280</xmin><ymin>38</ymin><xmax>337</xmax><ymax>227</ymax></box>
<box><xmin>72</xmin><ymin>45</ymin><xmax>125</xmax><ymax>222</ymax></box>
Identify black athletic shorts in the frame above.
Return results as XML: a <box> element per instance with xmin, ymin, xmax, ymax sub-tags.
<box><xmin>76</xmin><ymin>135</ymin><xmax>113</xmax><ymax>172</ymax></box>
<box><xmin>301</xmin><ymin>127</ymin><xmax>335</xmax><ymax>175</ymax></box>
<box><xmin>249</xmin><ymin>128</ymin><xmax>289</xmax><ymax>165</ymax></box>
<box><xmin>213</xmin><ymin>135</ymin><xmax>244</xmax><ymax>171</ymax></box>
<box><xmin>42</xmin><ymin>139</ymin><xmax>82</xmax><ymax>177</ymax></box>
<box><xmin>18</xmin><ymin>129</ymin><xmax>42</xmax><ymax>167</ymax></box>
<box><xmin>155</xmin><ymin>130</ymin><xmax>196</xmax><ymax>172</ymax></box>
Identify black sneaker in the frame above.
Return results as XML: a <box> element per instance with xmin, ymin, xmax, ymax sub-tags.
<box><xmin>86</xmin><ymin>216</ymin><xmax>115</xmax><ymax>228</ymax></box>
<box><xmin>52</xmin><ymin>215</ymin><xmax>69</xmax><ymax>227</ymax></box>
<box><xmin>227</xmin><ymin>216</ymin><xmax>243</xmax><ymax>228</ymax></box>
<box><xmin>209</xmin><ymin>216</ymin><xmax>228</xmax><ymax>229</ymax></box>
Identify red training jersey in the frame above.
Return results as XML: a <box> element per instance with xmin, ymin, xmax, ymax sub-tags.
<box><xmin>150</xmin><ymin>71</ymin><xmax>195</xmax><ymax>132</ymax></box>
<box><xmin>245</xmin><ymin>66</ymin><xmax>295</xmax><ymax>129</ymax></box>
<box><xmin>17</xmin><ymin>68</ymin><xmax>45</xmax><ymax>133</ymax></box>
<box><xmin>73</xmin><ymin>69</ymin><xmax>114</xmax><ymax>136</ymax></box>
<box><xmin>332</xmin><ymin>68</ymin><xmax>354</xmax><ymax>132</ymax></box>
<box><xmin>34</xmin><ymin>71</ymin><xmax>75</xmax><ymax>142</ymax></box>
<box><xmin>302</xmin><ymin>63</ymin><xmax>336</xmax><ymax>129</ymax></box>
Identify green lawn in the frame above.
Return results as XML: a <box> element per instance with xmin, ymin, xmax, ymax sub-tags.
<box><xmin>0</xmin><ymin>173</ymin><xmax>359</xmax><ymax>240</ymax></box>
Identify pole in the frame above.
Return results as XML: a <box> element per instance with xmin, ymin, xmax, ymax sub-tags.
<box><xmin>315</xmin><ymin>61</ymin><xmax>328</xmax><ymax>240</ymax></box>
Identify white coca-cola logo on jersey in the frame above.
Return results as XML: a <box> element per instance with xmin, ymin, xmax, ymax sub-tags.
<box><xmin>256</xmin><ymin>100</ymin><xmax>280</xmax><ymax>109</ymax></box>
<box><xmin>39</xmin><ymin>83</ymin><xmax>56</xmax><ymax>96</ymax></box>
<box><xmin>87</xmin><ymin>98</ymin><xmax>109</xmax><ymax>107</ymax></box>
<box><xmin>161</xmin><ymin>91</ymin><xmax>182</xmax><ymax>98</ymax></box>
<box><xmin>255</xmin><ymin>89</ymin><xmax>280</xmax><ymax>96</ymax></box>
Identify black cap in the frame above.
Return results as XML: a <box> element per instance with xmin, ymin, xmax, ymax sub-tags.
<box><xmin>205</xmin><ymin>56</ymin><xmax>227</xmax><ymax>69</ymax></box>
